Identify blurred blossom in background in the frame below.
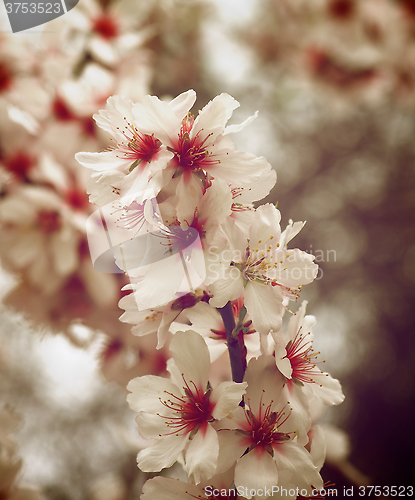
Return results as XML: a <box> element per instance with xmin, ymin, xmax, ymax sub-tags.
<box><xmin>0</xmin><ymin>0</ymin><xmax>414</xmax><ymax>498</ymax></box>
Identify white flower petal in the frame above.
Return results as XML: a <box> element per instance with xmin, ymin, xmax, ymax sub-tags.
<box><xmin>174</xmin><ymin>174</ymin><xmax>203</xmax><ymax>224</ymax></box>
<box><xmin>136</xmin><ymin>434</ymin><xmax>187</xmax><ymax>472</ymax></box>
<box><xmin>215</xmin><ymin>429</ymin><xmax>247</xmax><ymax>475</ymax></box>
<box><xmin>274</xmin><ymin>346</ymin><xmax>293</xmax><ymax>379</ymax></box>
<box><xmin>245</xmin><ymin>282</ymin><xmax>283</xmax><ymax>335</ymax></box>
<box><xmin>232</xmin><ymin>168</ymin><xmax>277</xmax><ymax>205</ymax></box>
<box><xmin>280</xmin><ymin>220</ymin><xmax>306</xmax><ymax>248</ymax></box>
<box><xmin>208</xmin><ymin>151</ymin><xmax>272</xmax><ymax>185</ymax></box>
<box><xmin>211</xmin><ymin>381</ymin><xmax>247</xmax><ymax>420</ymax></box>
<box><xmin>75</xmin><ymin>150</ymin><xmax>130</xmax><ymax>171</ymax></box>
<box><xmin>323</xmin><ymin>424</ymin><xmax>351</xmax><ymax>463</ymax></box>
<box><xmin>199</xmin><ymin>179</ymin><xmax>232</xmax><ymax>231</ymax></box>
<box><xmin>286</xmin><ymin>301</ymin><xmax>310</xmax><ymax>341</ymax></box>
<box><xmin>127</xmin><ymin>375</ymin><xmax>181</xmax><ymax>413</ymax></box>
<box><xmin>309</xmin><ymin>425</ymin><xmax>326</xmax><ymax>471</ymax></box>
<box><xmin>269</xmin><ymin>249</ymin><xmax>318</xmax><ymax>288</ymax></box>
<box><xmin>244</xmin><ymin>356</ymin><xmax>285</xmax><ymax>413</ymax></box>
<box><xmin>169</xmin><ymin>89</ymin><xmax>197</xmax><ymax>120</ymax></box>
<box><xmin>132</xmin><ymin>95</ymin><xmax>181</xmax><ymax>146</ymax></box>
<box><xmin>0</xmin><ymin>197</ymin><xmax>35</xmax><ymax>224</ymax></box>
<box><xmin>310</xmin><ymin>372</ymin><xmax>345</xmax><ymax>405</ymax></box>
<box><xmin>224</xmin><ymin>110</ymin><xmax>258</xmax><ymax>135</ymax></box>
<box><xmin>93</xmin><ymin>94</ymin><xmax>135</xmax><ymax>139</ymax></box>
<box><xmin>273</xmin><ymin>442</ymin><xmax>323</xmax><ymax>493</ymax></box>
<box><xmin>191</xmin><ymin>98</ymin><xmax>227</xmax><ymax>143</ymax></box>
<box><xmin>234</xmin><ymin>450</ymin><xmax>279</xmax><ymax>499</ymax></box>
<box><xmin>249</xmin><ymin>204</ymin><xmax>281</xmax><ymax>247</ymax></box>
<box><xmin>119</xmin><ymin>256</ymin><xmax>186</xmax><ymax>310</ymax></box>
<box><xmin>186</xmin><ymin>301</ymin><xmax>223</xmax><ymax>333</ymax></box>
<box><xmin>185</xmin><ymin>424</ymin><xmax>219</xmax><ymax>484</ymax></box>
<box><xmin>208</xmin><ymin>272</ymin><xmax>244</xmax><ymax>309</ymax></box>
<box><xmin>283</xmin><ymin>383</ymin><xmax>311</xmax><ymax>447</ymax></box>
<box><xmin>170</xmin><ymin>330</ymin><xmax>210</xmax><ymax>390</ymax></box>
<box><xmin>135</xmin><ymin>412</ymin><xmax>172</xmax><ymax>440</ymax></box>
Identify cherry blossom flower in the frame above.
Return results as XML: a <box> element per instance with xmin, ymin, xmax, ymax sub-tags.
<box><xmin>215</xmin><ymin>356</ymin><xmax>324</xmax><ymax>499</ymax></box>
<box><xmin>75</xmin><ymin>92</ymin><xmax>181</xmax><ymax>203</ymax></box>
<box><xmin>208</xmin><ymin>204</ymin><xmax>318</xmax><ymax>335</ymax></box>
<box><xmin>118</xmin><ymin>289</ymin><xmax>201</xmax><ymax>349</ymax></box>
<box><xmin>132</xmin><ymin>91</ymin><xmax>272</xmax><ymax>187</ymax></box>
<box><xmin>64</xmin><ymin>0</ymin><xmax>150</xmax><ymax>67</ymax></box>
<box><xmin>0</xmin><ymin>185</ymin><xmax>82</xmax><ymax>292</ymax></box>
<box><xmin>273</xmin><ymin>301</ymin><xmax>344</xmax><ymax>404</ymax></box>
<box><xmin>271</xmin><ymin>302</ymin><xmax>344</xmax><ymax>445</ymax></box>
<box><xmin>126</xmin><ymin>330</ymin><xmax>247</xmax><ymax>484</ymax></box>
<box><xmin>114</xmin><ymin>221</ymin><xmax>206</xmax><ymax>311</ymax></box>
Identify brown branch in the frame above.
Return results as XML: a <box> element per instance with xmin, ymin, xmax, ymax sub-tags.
<box><xmin>217</xmin><ymin>301</ymin><xmax>247</xmax><ymax>383</ymax></box>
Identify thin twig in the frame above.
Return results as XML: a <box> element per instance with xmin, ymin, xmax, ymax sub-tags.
<box><xmin>217</xmin><ymin>301</ymin><xmax>247</xmax><ymax>383</ymax></box>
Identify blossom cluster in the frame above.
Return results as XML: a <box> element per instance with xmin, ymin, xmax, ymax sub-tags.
<box><xmin>76</xmin><ymin>89</ymin><xmax>345</xmax><ymax>498</ymax></box>
<box><xmin>239</xmin><ymin>0</ymin><xmax>415</xmax><ymax>109</ymax></box>
<box><xmin>0</xmin><ymin>0</ymin><xmax>209</xmax><ymax>385</ymax></box>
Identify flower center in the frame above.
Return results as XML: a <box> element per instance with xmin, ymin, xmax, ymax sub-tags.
<box><xmin>152</xmin><ymin>224</ymin><xmax>199</xmax><ymax>257</ymax></box>
<box><xmin>328</xmin><ymin>0</ymin><xmax>355</xmax><ymax>19</ymax></box>
<box><xmin>111</xmin><ymin>119</ymin><xmax>162</xmax><ymax>168</ymax></box>
<box><xmin>236</xmin><ymin>246</ymin><xmax>274</xmax><ymax>286</ymax></box>
<box><xmin>112</xmin><ymin>200</ymin><xmax>147</xmax><ymax>233</ymax></box>
<box><xmin>37</xmin><ymin>210</ymin><xmax>62</xmax><ymax>234</ymax></box>
<box><xmin>81</xmin><ymin>117</ymin><xmax>96</xmax><ymax>137</ymax></box>
<box><xmin>53</xmin><ymin>97</ymin><xmax>74</xmax><ymax>121</ymax></box>
<box><xmin>284</xmin><ymin>327</ymin><xmax>321</xmax><ymax>384</ymax></box>
<box><xmin>243</xmin><ymin>398</ymin><xmax>291</xmax><ymax>453</ymax></box>
<box><xmin>4</xmin><ymin>152</ymin><xmax>34</xmax><ymax>179</ymax></box>
<box><xmin>169</xmin><ymin>114</ymin><xmax>219</xmax><ymax>174</ymax></box>
<box><xmin>158</xmin><ymin>377</ymin><xmax>214</xmax><ymax>436</ymax></box>
<box><xmin>66</xmin><ymin>188</ymin><xmax>90</xmax><ymax>210</ymax></box>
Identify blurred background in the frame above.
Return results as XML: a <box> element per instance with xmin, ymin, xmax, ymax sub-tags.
<box><xmin>0</xmin><ymin>0</ymin><xmax>414</xmax><ymax>498</ymax></box>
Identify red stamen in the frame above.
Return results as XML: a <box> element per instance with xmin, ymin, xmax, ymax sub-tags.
<box><xmin>169</xmin><ymin>114</ymin><xmax>220</xmax><ymax>174</ymax></box>
<box><xmin>157</xmin><ymin>375</ymin><xmax>215</xmax><ymax>436</ymax></box>
<box><xmin>242</xmin><ymin>394</ymin><xmax>292</xmax><ymax>452</ymax></box>
<box><xmin>284</xmin><ymin>327</ymin><xmax>322</xmax><ymax>384</ymax></box>
<box><xmin>111</xmin><ymin>119</ymin><xmax>162</xmax><ymax>165</ymax></box>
